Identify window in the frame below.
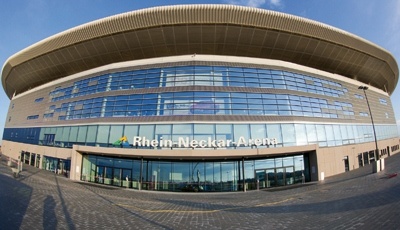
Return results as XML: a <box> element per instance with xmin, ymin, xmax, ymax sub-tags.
<box><xmin>48</xmin><ymin>91</ymin><xmax>354</xmax><ymax>121</ymax></box>
<box><xmin>354</xmin><ymin>94</ymin><xmax>364</xmax><ymax>99</ymax></box>
<box><xmin>34</xmin><ymin>97</ymin><xmax>44</xmax><ymax>103</ymax></box>
<box><xmin>48</xmin><ymin>66</ymin><xmax>348</xmax><ymax>102</ymax></box>
<box><xmin>359</xmin><ymin>112</ymin><xmax>369</xmax><ymax>117</ymax></box>
<box><xmin>27</xmin><ymin>115</ymin><xmax>39</xmax><ymax>120</ymax></box>
<box><xmin>379</xmin><ymin>98</ymin><xmax>388</xmax><ymax>105</ymax></box>
<box><xmin>43</xmin><ymin>134</ymin><xmax>55</xmax><ymax>146</ymax></box>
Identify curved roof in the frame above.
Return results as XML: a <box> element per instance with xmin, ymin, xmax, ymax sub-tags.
<box><xmin>2</xmin><ymin>4</ymin><xmax>398</xmax><ymax>99</ymax></box>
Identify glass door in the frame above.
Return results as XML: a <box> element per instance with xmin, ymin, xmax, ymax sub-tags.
<box><xmin>104</xmin><ymin>167</ymin><xmax>113</xmax><ymax>185</ymax></box>
<box><xmin>285</xmin><ymin>167</ymin><xmax>294</xmax><ymax>185</ymax></box>
<box><xmin>266</xmin><ymin>169</ymin><xmax>275</xmax><ymax>187</ymax></box>
<box><xmin>96</xmin><ymin>166</ymin><xmax>104</xmax><ymax>184</ymax></box>
<box><xmin>122</xmin><ymin>169</ymin><xmax>132</xmax><ymax>188</ymax></box>
<box><xmin>363</xmin><ymin>152</ymin><xmax>369</xmax><ymax>165</ymax></box>
<box><xmin>344</xmin><ymin>158</ymin><xmax>349</xmax><ymax>172</ymax></box>
<box><xmin>30</xmin><ymin>153</ymin><xmax>36</xmax><ymax>166</ymax></box>
<box><xmin>255</xmin><ymin>167</ymin><xmax>295</xmax><ymax>188</ymax></box>
<box><xmin>255</xmin><ymin>170</ymin><xmax>266</xmax><ymax>189</ymax></box>
<box><xmin>276</xmin><ymin>168</ymin><xmax>285</xmax><ymax>186</ymax></box>
<box><xmin>36</xmin><ymin>155</ymin><xmax>41</xmax><ymax>168</ymax></box>
<box><xmin>113</xmin><ymin>168</ymin><xmax>122</xmax><ymax>186</ymax></box>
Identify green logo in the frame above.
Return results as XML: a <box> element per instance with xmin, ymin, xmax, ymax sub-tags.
<box><xmin>113</xmin><ymin>136</ymin><xmax>130</xmax><ymax>147</ymax></box>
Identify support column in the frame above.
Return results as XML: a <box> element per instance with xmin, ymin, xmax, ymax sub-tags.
<box><xmin>242</xmin><ymin>157</ymin><xmax>246</xmax><ymax>192</ymax></box>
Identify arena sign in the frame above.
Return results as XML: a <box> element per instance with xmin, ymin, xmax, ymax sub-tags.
<box><xmin>133</xmin><ymin>136</ymin><xmax>278</xmax><ymax>148</ymax></box>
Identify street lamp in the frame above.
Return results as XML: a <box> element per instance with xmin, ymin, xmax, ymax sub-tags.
<box><xmin>358</xmin><ymin>86</ymin><xmax>379</xmax><ymax>162</ymax></box>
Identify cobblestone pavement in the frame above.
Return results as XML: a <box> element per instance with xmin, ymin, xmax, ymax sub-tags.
<box><xmin>1</xmin><ymin>154</ymin><xmax>400</xmax><ymax>230</ymax></box>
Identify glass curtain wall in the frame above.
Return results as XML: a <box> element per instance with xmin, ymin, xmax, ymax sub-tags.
<box><xmin>81</xmin><ymin>154</ymin><xmax>308</xmax><ymax>192</ymax></box>
<box><xmin>41</xmin><ymin>156</ymin><xmax>70</xmax><ymax>176</ymax></box>
<box><xmin>36</xmin><ymin>123</ymin><xmax>398</xmax><ymax>150</ymax></box>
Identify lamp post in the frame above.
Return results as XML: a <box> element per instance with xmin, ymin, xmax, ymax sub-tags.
<box><xmin>358</xmin><ymin>86</ymin><xmax>379</xmax><ymax>162</ymax></box>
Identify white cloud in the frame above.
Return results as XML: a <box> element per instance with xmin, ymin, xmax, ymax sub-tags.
<box><xmin>397</xmin><ymin>120</ymin><xmax>400</xmax><ymax>134</ymax></box>
<box><xmin>269</xmin><ymin>0</ymin><xmax>281</xmax><ymax>6</ymax></box>
<box><xmin>391</xmin><ymin>1</ymin><xmax>400</xmax><ymax>29</ymax></box>
<box><xmin>384</xmin><ymin>2</ymin><xmax>400</xmax><ymax>90</ymax></box>
<box><xmin>224</xmin><ymin>0</ymin><xmax>282</xmax><ymax>8</ymax></box>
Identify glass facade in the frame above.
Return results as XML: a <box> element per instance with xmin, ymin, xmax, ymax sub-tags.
<box><xmin>81</xmin><ymin>154</ymin><xmax>309</xmax><ymax>192</ymax></box>
<box><xmin>42</xmin><ymin>156</ymin><xmax>71</xmax><ymax>176</ymax></box>
<box><xmin>46</xmin><ymin>66</ymin><xmax>358</xmax><ymax>121</ymax></box>
<box><xmin>8</xmin><ymin>64</ymin><xmax>392</xmax><ymax>150</ymax></box>
<box><xmin>54</xmin><ymin>92</ymin><xmax>354</xmax><ymax>120</ymax></box>
<box><xmin>4</xmin><ymin>64</ymin><xmax>398</xmax><ymax>192</ymax></box>
<box><xmin>49</xmin><ymin>66</ymin><xmax>346</xmax><ymax>102</ymax></box>
<box><xmin>3</xmin><ymin>123</ymin><xmax>398</xmax><ymax>149</ymax></box>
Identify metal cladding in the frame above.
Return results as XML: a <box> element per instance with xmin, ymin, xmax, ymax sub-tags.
<box><xmin>1</xmin><ymin>4</ymin><xmax>398</xmax><ymax>99</ymax></box>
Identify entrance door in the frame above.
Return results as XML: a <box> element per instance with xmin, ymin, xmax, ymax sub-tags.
<box><xmin>30</xmin><ymin>153</ymin><xmax>36</xmax><ymax>166</ymax></box>
<box><xmin>255</xmin><ymin>170</ymin><xmax>267</xmax><ymax>189</ymax></box>
<box><xmin>113</xmin><ymin>168</ymin><xmax>122</xmax><ymax>186</ymax></box>
<box><xmin>96</xmin><ymin>166</ymin><xmax>105</xmax><ymax>184</ymax></box>
<box><xmin>369</xmin><ymin>151</ymin><xmax>375</xmax><ymax>163</ymax></box>
<box><xmin>363</xmin><ymin>152</ymin><xmax>369</xmax><ymax>165</ymax></box>
<box><xmin>36</xmin><ymin>155</ymin><xmax>41</xmax><ymax>168</ymax></box>
<box><xmin>256</xmin><ymin>167</ymin><xmax>296</xmax><ymax>188</ymax></box>
<box><xmin>269</xmin><ymin>167</ymin><xmax>293</xmax><ymax>186</ymax></box>
<box><xmin>122</xmin><ymin>169</ymin><xmax>132</xmax><ymax>188</ymax></box>
<box><xmin>24</xmin><ymin>152</ymin><xmax>30</xmax><ymax>164</ymax></box>
<box><xmin>266</xmin><ymin>169</ymin><xmax>275</xmax><ymax>187</ymax></box>
<box><xmin>103</xmin><ymin>167</ymin><xmax>113</xmax><ymax>185</ymax></box>
<box><xmin>276</xmin><ymin>168</ymin><xmax>285</xmax><ymax>186</ymax></box>
<box><xmin>285</xmin><ymin>167</ymin><xmax>294</xmax><ymax>185</ymax></box>
<box><xmin>344</xmin><ymin>158</ymin><xmax>349</xmax><ymax>172</ymax></box>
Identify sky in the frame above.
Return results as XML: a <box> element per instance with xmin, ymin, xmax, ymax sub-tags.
<box><xmin>0</xmin><ymin>0</ymin><xmax>400</xmax><ymax>144</ymax></box>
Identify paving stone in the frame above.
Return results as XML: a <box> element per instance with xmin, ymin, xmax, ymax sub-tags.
<box><xmin>1</xmin><ymin>154</ymin><xmax>400</xmax><ymax>229</ymax></box>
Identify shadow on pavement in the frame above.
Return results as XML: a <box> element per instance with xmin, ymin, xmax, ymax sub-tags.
<box><xmin>54</xmin><ymin>176</ymin><xmax>76</xmax><ymax>230</ymax></box>
<box><xmin>0</xmin><ymin>173</ymin><xmax>32</xmax><ymax>230</ymax></box>
<box><xmin>43</xmin><ymin>196</ymin><xmax>57</xmax><ymax>230</ymax></box>
<box><xmin>79</xmin><ymin>183</ymin><xmax>174</xmax><ymax>230</ymax></box>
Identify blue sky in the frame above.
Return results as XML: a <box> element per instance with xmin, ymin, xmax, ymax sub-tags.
<box><xmin>1</xmin><ymin>0</ymin><xmax>400</xmax><ymax>144</ymax></box>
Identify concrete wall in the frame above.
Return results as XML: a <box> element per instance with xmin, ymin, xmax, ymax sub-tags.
<box><xmin>1</xmin><ymin>140</ymin><xmax>73</xmax><ymax>167</ymax></box>
<box><xmin>316</xmin><ymin>137</ymin><xmax>400</xmax><ymax>179</ymax></box>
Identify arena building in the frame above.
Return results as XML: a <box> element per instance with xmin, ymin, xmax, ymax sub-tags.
<box><xmin>1</xmin><ymin>4</ymin><xmax>399</xmax><ymax>192</ymax></box>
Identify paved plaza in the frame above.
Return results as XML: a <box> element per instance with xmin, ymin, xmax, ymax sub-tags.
<box><xmin>1</xmin><ymin>153</ymin><xmax>400</xmax><ymax>230</ymax></box>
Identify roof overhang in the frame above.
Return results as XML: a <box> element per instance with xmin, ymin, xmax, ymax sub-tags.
<box><xmin>2</xmin><ymin>4</ymin><xmax>398</xmax><ymax>99</ymax></box>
